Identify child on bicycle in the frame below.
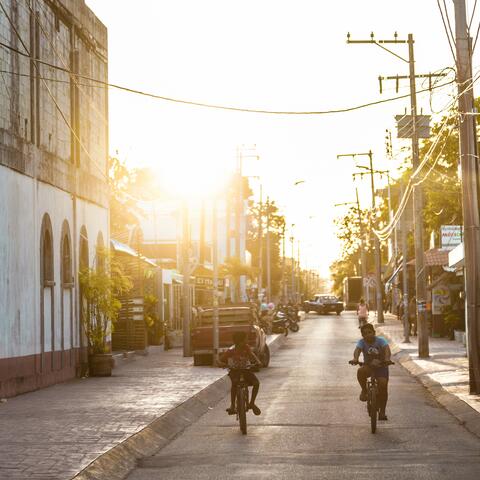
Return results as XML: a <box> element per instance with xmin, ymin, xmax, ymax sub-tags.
<box><xmin>218</xmin><ymin>331</ymin><xmax>262</xmax><ymax>416</ymax></box>
<box><xmin>350</xmin><ymin>323</ymin><xmax>392</xmax><ymax>420</ymax></box>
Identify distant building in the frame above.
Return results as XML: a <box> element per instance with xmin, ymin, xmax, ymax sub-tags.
<box><xmin>0</xmin><ymin>1</ymin><xmax>108</xmax><ymax>397</ymax></box>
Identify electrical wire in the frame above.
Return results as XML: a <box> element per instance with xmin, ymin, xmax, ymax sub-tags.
<box><xmin>0</xmin><ymin>38</ymin><xmax>456</xmax><ymax>116</ymax></box>
<box><xmin>469</xmin><ymin>0</ymin><xmax>478</xmax><ymax>33</ymax></box>
<box><xmin>437</xmin><ymin>0</ymin><xmax>457</xmax><ymax>63</ymax></box>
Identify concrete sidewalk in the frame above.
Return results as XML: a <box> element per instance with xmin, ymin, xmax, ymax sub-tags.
<box><xmin>0</xmin><ymin>335</ymin><xmax>285</xmax><ymax>480</ymax></box>
<box><xmin>370</xmin><ymin>312</ymin><xmax>480</xmax><ymax>438</ymax></box>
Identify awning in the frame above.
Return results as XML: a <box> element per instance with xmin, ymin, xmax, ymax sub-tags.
<box><xmin>110</xmin><ymin>239</ymin><xmax>158</xmax><ymax>267</ymax></box>
<box><xmin>448</xmin><ymin>242</ymin><xmax>464</xmax><ymax>270</ymax></box>
<box><xmin>407</xmin><ymin>248</ymin><xmax>449</xmax><ymax>267</ymax></box>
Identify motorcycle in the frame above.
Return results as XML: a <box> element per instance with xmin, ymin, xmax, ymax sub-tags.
<box><xmin>272</xmin><ymin>310</ymin><xmax>300</xmax><ymax>335</ymax></box>
<box><xmin>277</xmin><ymin>306</ymin><xmax>300</xmax><ymax>332</ymax></box>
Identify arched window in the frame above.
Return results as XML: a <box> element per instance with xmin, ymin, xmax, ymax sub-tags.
<box><xmin>79</xmin><ymin>226</ymin><xmax>89</xmax><ymax>363</ymax></box>
<box><xmin>40</xmin><ymin>214</ymin><xmax>54</xmax><ymax>372</ymax></box>
<box><xmin>60</xmin><ymin>221</ymin><xmax>73</xmax><ymax>366</ymax></box>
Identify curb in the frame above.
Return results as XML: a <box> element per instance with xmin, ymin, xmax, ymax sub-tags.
<box><xmin>375</xmin><ymin>325</ymin><xmax>480</xmax><ymax>440</ymax></box>
<box><xmin>73</xmin><ymin>333</ymin><xmax>287</xmax><ymax>480</ymax></box>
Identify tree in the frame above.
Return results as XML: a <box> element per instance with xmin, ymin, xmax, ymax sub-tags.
<box><xmin>79</xmin><ymin>249</ymin><xmax>132</xmax><ymax>354</ymax></box>
<box><xmin>247</xmin><ymin>199</ymin><xmax>286</xmax><ymax>298</ymax></box>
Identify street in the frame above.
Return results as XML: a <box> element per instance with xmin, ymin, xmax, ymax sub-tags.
<box><xmin>128</xmin><ymin>313</ymin><xmax>480</xmax><ymax>480</ymax></box>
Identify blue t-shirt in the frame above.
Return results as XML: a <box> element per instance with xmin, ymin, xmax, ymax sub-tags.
<box><xmin>356</xmin><ymin>336</ymin><xmax>388</xmax><ymax>364</ymax></box>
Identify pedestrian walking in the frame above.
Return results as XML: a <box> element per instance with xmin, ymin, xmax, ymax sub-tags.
<box><xmin>408</xmin><ymin>296</ymin><xmax>417</xmax><ymax>336</ymax></box>
<box><xmin>357</xmin><ymin>298</ymin><xmax>369</xmax><ymax>327</ymax></box>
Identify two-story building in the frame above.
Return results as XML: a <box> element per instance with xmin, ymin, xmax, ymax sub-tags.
<box><xmin>0</xmin><ymin>0</ymin><xmax>108</xmax><ymax>397</ymax></box>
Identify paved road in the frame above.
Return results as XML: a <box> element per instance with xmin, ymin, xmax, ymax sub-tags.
<box><xmin>128</xmin><ymin>312</ymin><xmax>480</xmax><ymax>480</ymax></box>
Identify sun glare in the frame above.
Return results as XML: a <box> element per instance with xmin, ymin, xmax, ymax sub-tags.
<box><xmin>155</xmin><ymin>155</ymin><xmax>232</xmax><ymax>200</ymax></box>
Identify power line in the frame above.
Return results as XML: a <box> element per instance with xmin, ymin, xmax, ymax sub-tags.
<box><xmin>437</xmin><ymin>0</ymin><xmax>457</xmax><ymax>62</ymax></box>
<box><xmin>0</xmin><ymin>38</ymin><xmax>455</xmax><ymax>116</ymax></box>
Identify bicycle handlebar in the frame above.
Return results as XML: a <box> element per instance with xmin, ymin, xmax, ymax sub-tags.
<box><xmin>349</xmin><ymin>360</ymin><xmax>394</xmax><ymax>367</ymax></box>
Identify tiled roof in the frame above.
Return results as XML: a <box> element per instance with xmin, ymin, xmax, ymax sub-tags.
<box><xmin>407</xmin><ymin>248</ymin><xmax>449</xmax><ymax>267</ymax></box>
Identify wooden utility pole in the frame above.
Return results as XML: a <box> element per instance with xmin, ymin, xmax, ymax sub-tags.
<box><xmin>346</xmin><ymin>32</ymin><xmax>443</xmax><ymax>354</ymax></box>
<box><xmin>235</xmin><ymin>148</ymin><xmax>242</xmax><ymax>302</ymax></box>
<box><xmin>290</xmin><ymin>228</ymin><xmax>295</xmax><ymax>302</ymax></box>
<box><xmin>400</xmin><ymin>184</ymin><xmax>410</xmax><ymax>343</ymax></box>
<box><xmin>407</xmin><ymin>33</ymin><xmax>428</xmax><ymax>357</ymax></box>
<box><xmin>454</xmin><ymin>0</ymin><xmax>480</xmax><ymax>393</ymax></box>
<box><xmin>258</xmin><ymin>185</ymin><xmax>263</xmax><ymax>301</ymax></box>
<box><xmin>212</xmin><ymin>197</ymin><xmax>219</xmax><ymax>365</ymax></box>
<box><xmin>266</xmin><ymin>197</ymin><xmax>271</xmax><ymax>302</ymax></box>
<box><xmin>355</xmin><ymin>188</ymin><xmax>368</xmax><ymax>301</ymax></box>
<box><xmin>282</xmin><ymin>222</ymin><xmax>287</xmax><ymax>302</ymax></box>
<box><xmin>182</xmin><ymin>201</ymin><xmax>191</xmax><ymax>357</ymax></box>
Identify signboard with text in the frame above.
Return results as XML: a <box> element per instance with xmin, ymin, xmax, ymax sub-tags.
<box><xmin>195</xmin><ymin>276</ymin><xmax>225</xmax><ymax>289</ymax></box>
<box><xmin>441</xmin><ymin>225</ymin><xmax>462</xmax><ymax>250</ymax></box>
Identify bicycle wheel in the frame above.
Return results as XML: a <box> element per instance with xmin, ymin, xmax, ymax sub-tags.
<box><xmin>370</xmin><ymin>387</ymin><xmax>377</xmax><ymax>434</ymax></box>
<box><xmin>237</xmin><ymin>387</ymin><xmax>247</xmax><ymax>435</ymax></box>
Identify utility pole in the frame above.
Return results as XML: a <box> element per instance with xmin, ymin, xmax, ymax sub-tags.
<box><xmin>346</xmin><ymin>32</ymin><xmax>445</xmax><ymax>355</ymax></box>
<box><xmin>356</xmin><ymin>188</ymin><xmax>368</xmax><ymax>301</ymax></box>
<box><xmin>258</xmin><ymin>185</ymin><xmax>263</xmax><ymax>302</ymax></box>
<box><xmin>407</xmin><ymin>33</ymin><xmax>428</xmax><ymax>357</ymax></box>
<box><xmin>181</xmin><ymin>201</ymin><xmax>191</xmax><ymax>357</ymax></box>
<box><xmin>235</xmin><ymin>147</ymin><xmax>242</xmax><ymax>302</ymax></box>
<box><xmin>282</xmin><ymin>222</ymin><xmax>287</xmax><ymax>302</ymax></box>
<box><xmin>400</xmin><ymin>183</ymin><xmax>410</xmax><ymax>343</ymax></box>
<box><xmin>297</xmin><ymin>240</ymin><xmax>301</xmax><ymax>304</ymax></box>
<box><xmin>266</xmin><ymin>197</ymin><xmax>271</xmax><ymax>303</ymax></box>
<box><xmin>338</xmin><ymin>151</ymin><xmax>384</xmax><ymax>323</ymax></box>
<box><xmin>290</xmin><ymin>227</ymin><xmax>295</xmax><ymax>302</ymax></box>
<box><xmin>212</xmin><ymin>197</ymin><xmax>219</xmax><ymax>365</ymax></box>
<box><xmin>454</xmin><ymin>0</ymin><xmax>480</xmax><ymax>393</ymax></box>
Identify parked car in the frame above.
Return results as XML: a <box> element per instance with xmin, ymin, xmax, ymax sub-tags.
<box><xmin>303</xmin><ymin>294</ymin><xmax>344</xmax><ymax>315</ymax></box>
<box><xmin>191</xmin><ymin>305</ymin><xmax>270</xmax><ymax>367</ymax></box>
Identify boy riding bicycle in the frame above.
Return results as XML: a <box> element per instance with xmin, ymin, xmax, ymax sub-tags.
<box><xmin>350</xmin><ymin>323</ymin><xmax>392</xmax><ymax>421</ymax></box>
<box><xmin>217</xmin><ymin>331</ymin><xmax>262</xmax><ymax>416</ymax></box>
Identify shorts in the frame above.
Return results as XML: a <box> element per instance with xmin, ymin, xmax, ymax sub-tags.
<box><xmin>370</xmin><ymin>366</ymin><xmax>389</xmax><ymax>379</ymax></box>
<box><xmin>228</xmin><ymin>370</ymin><xmax>259</xmax><ymax>386</ymax></box>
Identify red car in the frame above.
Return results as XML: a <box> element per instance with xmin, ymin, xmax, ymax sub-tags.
<box><xmin>191</xmin><ymin>305</ymin><xmax>270</xmax><ymax>367</ymax></box>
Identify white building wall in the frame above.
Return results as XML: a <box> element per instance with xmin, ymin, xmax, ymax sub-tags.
<box><xmin>0</xmin><ymin>165</ymin><xmax>108</xmax><ymax>361</ymax></box>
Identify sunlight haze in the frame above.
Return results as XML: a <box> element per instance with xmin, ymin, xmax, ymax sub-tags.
<box><xmin>85</xmin><ymin>0</ymin><xmax>474</xmax><ymax>276</ymax></box>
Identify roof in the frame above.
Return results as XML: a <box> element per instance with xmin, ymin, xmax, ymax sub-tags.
<box><xmin>110</xmin><ymin>239</ymin><xmax>158</xmax><ymax>267</ymax></box>
<box><xmin>407</xmin><ymin>248</ymin><xmax>450</xmax><ymax>267</ymax></box>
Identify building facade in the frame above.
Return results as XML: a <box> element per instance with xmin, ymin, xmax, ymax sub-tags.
<box><xmin>0</xmin><ymin>0</ymin><xmax>108</xmax><ymax>397</ymax></box>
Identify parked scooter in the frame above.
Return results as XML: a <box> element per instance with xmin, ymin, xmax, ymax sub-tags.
<box><xmin>277</xmin><ymin>305</ymin><xmax>300</xmax><ymax>332</ymax></box>
<box><xmin>272</xmin><ymin>309</ymin><xmax>300</xmax><ymax>334</ymax></box>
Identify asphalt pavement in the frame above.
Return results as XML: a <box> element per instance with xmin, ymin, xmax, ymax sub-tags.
<box><xmin>127</xmin><ymin>312</ymin><xmax>480</xmax><ymax>480</ymax></box>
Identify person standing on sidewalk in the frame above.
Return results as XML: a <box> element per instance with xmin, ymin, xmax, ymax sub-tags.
<box><xmin>408</xmin><ymin>296</ymin><xmax>417</xmax><ymax>336</ymax></box>
<box><xmin>357</xmin><ymin>298</ymin><xmax>369</xmax><ymax>326</ymax></box>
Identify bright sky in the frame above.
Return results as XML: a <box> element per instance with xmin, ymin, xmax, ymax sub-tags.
<box><xmin>85</xmin><ymin>0</ymin><xmax>479</xmax><ymax>277</ymax></box>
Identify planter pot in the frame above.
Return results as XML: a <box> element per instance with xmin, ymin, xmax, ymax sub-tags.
<box><xmin>454</xmin><ymin>329</ymin><xmax>466</xmax><ymax>346</ymax></box>
<box><xmin>88</xmin><ymin>353</ymin><xmax>114</xmax><ymax>377</ymax></box>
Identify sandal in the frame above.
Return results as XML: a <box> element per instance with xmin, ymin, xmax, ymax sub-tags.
<box><xmin>249</xmin><ymin>403</ymin><xmax>261</xmax><ymax>416</ymax></box>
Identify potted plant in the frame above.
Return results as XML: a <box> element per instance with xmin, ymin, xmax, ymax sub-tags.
<box><xmin>443</xmin><ymin>305</ymin><xmax>462</xmax><ymax>341</ymax></box>
<box><xmin>79</xmin><ymin>250</ymin><xmax>132</xmax><ymax>376</ymax></box>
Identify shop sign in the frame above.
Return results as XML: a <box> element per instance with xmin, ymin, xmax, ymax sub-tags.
<box><xmin>195</xmin><ymin>276</ymin><xmax>225</xmax><ymax>288</ymax></box>
<box><xmin>441</xmin><ymin>226</ymin><xmax>462</xmax><ymax>250</ymax></box>
<box><xmin>432</xmin><ymin>284</ymin><xmax>450</xmax><ymax>315</ymax></box>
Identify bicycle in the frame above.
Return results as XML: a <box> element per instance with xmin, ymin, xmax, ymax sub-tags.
<box><xmin>349</xmin><ymin>360</ymin><xmax>394</xmax><ymax>433</ymax></box>
<box><xmin>228</xmin><ymin>366</ymin><xmax>259</xmax><ymax>435</ymax></box>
